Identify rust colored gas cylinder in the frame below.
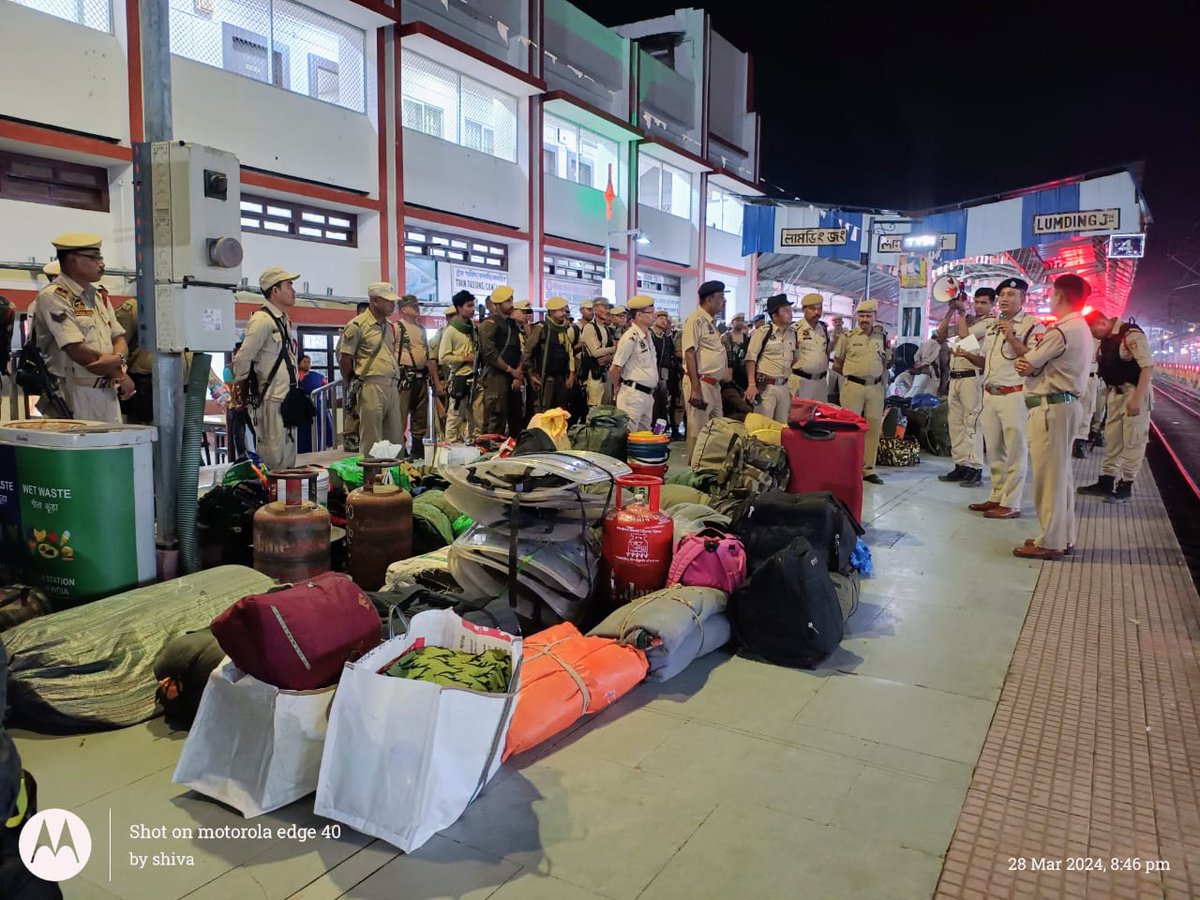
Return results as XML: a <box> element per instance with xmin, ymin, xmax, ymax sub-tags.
<box><xmin>602</xmin><ymin>474</ymin><xmax>674</xmax><ymax>605</ymax></box>
<box><xmin>254</xmin><ymin>468</ymin><xmax>332</xmax><ymax>582</ymax></box>
<box><xmin>346</xmin><ymin>459</ymin><xmax>413</xmax><ymax>590</ymax></box>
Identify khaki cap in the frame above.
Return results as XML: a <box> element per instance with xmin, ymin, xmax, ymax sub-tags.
<box><xmin>546</xmin><ymin>296</ymin><xmax>569</xmax><ymax>311</ymax></box>
<box><xmin>801</xmin><ymin>292</ymin><xmax>824</xmax><ymax>308</ymax></box>
<box><xmin>367</xmin><ymin>281</ymin><xmax>401</xmax><ymax>301</ymax></box>
<box><xmin>579</xmin><ymin>299</ymin><xmax>594</xmax><ymax>310</ymax></box>
<box><xmin>444</xmin><ymin>305</ymin><xmax>457</xmax><ymax>317</ymax></box>
<box><xmin>513</xmin><ymin>299</ymin><xmax>533</xmax><ymax>312</ymax></box>
<box><xmin>628</xmin><ymin>295</ymin><xmax>655</xmax><ymax>311</ymax></box>
<box><xmin>857</xmin><ymin>298</ymin><xmax>879</xmax><ymax>313</ymax></box>
<box><xmin>260</xmin><ymin>267</ymin><xmax>300</xmax><ymax>293</ymax></box>
<box><xmin>398</xmin><ymin>294</ymin><xmax>420</xmax><ymax>308</ymax></box>
<box><xmin>612</xmin><ymin>305</ymin><xmax>628</xmax><ymax>315</ymax></box>
<box><xmin>42</xmin><ymin>260</ymin><xmax>61</xmax><ymax>277</ymax></box>
<box><xmin>51</xmin><ymin>232</ymin><xmax>102</xmax><ymax>251</ymax></box>
<box><xmin>491</xmin><ymin>286</ymin><xmax>515</xmax><ymax>304</ymax></box>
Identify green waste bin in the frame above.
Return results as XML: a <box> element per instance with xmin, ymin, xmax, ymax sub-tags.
<box><xmin>0</xmin><ymin>419</ymin><xmax>157</xmax><ymax>607</ymax></box>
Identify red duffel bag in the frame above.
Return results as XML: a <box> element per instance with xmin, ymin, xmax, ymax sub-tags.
<box><xmin>211</xmin><ymin>572</ymin><xmax>381</xmax><ymax>691</ymax></box>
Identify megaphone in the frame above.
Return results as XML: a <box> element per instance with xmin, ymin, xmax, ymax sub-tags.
<box><xmin>931</xmin><ymin>274</ymin><xmax>961</xmax><ymax>303</ymax></box>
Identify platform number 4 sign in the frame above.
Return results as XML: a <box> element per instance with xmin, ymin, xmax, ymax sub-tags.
<box><xmin>1108</xmin><ymin>234</ymin><xmax>1146</xmax><ymax>259</ymax></box>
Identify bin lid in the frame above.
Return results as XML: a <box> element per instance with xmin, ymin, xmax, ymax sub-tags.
<box><xmin>0</xmin><ymin>419</ymin><xmax>158</xmax><ymax>448</ymax></box>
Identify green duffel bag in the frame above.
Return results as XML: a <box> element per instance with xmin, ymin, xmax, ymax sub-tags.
<box><xmin>924</xmin><ymin>401</ymin><xmax>952</xmax><ymax>456</ymax></box>
<box><xmin>567</xmin><ymin>405</ymin><xmax>629</xmax><ymax>460</ymax></box>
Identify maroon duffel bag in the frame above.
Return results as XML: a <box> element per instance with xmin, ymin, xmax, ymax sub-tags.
<box><xmin>211</xmin><ymin>572</ymin><xmax>381</xmax><ymax>691</ymax></box>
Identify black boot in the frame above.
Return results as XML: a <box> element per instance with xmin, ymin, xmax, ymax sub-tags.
<box><xmin>959</xmin><ymin>467</ymin><xmax>983</xmax><ymax>487</ymax></box>
<box><xmin>1072</xmin><ymin>439</ymin><xmax>1088</xmax><ymax>459</ymax></box>
<box><xmin>1078</xmin><ymin>474</ymin><xmax>1116</xmax><ymax>496</ymax></box>
<box><xmin>1105</xmin><ymin>480</ymin><xmax>1133</xmax><ymax>503</ymax></box>
<box><xmin>1090</xmin><ymin>429</ymin><xmax>1106</xmax><ymax>448</ymax></box>
<box><xmin>938</xmin><ymin>464</ymin><xmax>966</xmax><ymax>482</ymax></box>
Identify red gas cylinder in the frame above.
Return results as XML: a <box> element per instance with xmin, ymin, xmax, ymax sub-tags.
<box><xmin>602</xmin><ymin>475</ymin><xmax>674</xmax><ymax>605</ymax></box>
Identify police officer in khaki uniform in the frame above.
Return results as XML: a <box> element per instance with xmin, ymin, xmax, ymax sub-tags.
<box><xmin>611</xmin><ymin>306</ymin><xmax>629</xmax><ymax>338</ymax></box>
<box><xmin>792</xmin><ymin>293</ymin><xmax>830</xmax><ymax>401</ymax></box>
<box><xmin>32</xmin><ymin>233</ymin><xmax>134</xmax><ymax>422</ymax></box>
<box><xmin>745</xmin><ymin>294</ymin><xmax>798</xmax><ymax>424</ymax></box>
<box><xmin>233</xmin><ymin>267</ymin><xmax>301</xmax><ymax>469</ymax></box>
<box><xmin>610</xmin><ymin>295</ymin><xmax>659</xmax><ymax>433</ymax></box>
<box><xmin>337</xmin><ymin>282</ymin><xmax>403</xmax><ymax>456</ymax></box>
<box><xmin>1072</xmin><ymin>312</ymin><xmax>1102</xmax><ymax>458</ymax></box>
<box><xmin>522</xmin><ymin>296</ymin><xmax>575</xmax><ymax>414</ymax></box>
<box><xmin>439</xmin><ymin>291</ymin><xmax>479</xmax><ymax>442</ymax></box>
<box><xmin>1013</xmin><ymin>274</ymin><xmax>1093</xmax><ymax>558</ymax></box>
<box><xmin>937</xmin><ymin>287</ymin><xmax>995</xmax><ymax>486</ymax></box>
<box><xmin>396</xmin><ymin>294</ymin><xmax>441</xmax><ymax>457</ymax></box>
<box><xmin>113</xmin><ymin>297</ymin><xmax>156</xmax><ymax>424</ymax></box>
<box><xmin>967</xmin><ymin>278</ymin><xmax>1045</xmax><ymax>518</ymax></box>
<box><xmin>833</xmin><ymin>298</ymin><xmax>889</xmax><ymax>484</ymax></box>
<box><xmin>683</xmin><ymin>280</ymin><xmax>729</xmax><ymax>460</ymax></box>
<box><xmin>1078</xmin><ymin>311</ymin><xmax>1154</xmax><ymax>503</ymax></box>
<box><xmin>581</xmin><ymin>299</ymin><xmax>617</xmax><ymax>408</ymax></box>
<box><xmin>478</xmin><ymin>286</ymin><xmax>524</xmax><ymax>436</ymax></box>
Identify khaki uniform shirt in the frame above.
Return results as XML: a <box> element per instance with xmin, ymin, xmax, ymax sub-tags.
<box><xmin>612</xmin><ymin>325</ymin><xmax>659</xmax><ymax>388</ymax></box>
<box><xmin>835</xmin><ymin>325</ymin><xmax>888</xmax><ymax>381</ymax></box>
<box><xmin>682</xmin><ymin>307</ymin><xmax>726</xmax><ymax>377</ymax></box>
<box><xmin>114</xmin><ymin>298</ymin><xmax>153</xmax><ymax>375</ymax></box>
<box><xmin>233</xmin><ymin>301</ymin><xmax>295</xmax><ymax>402</ymax></box>
<box><xmin>746</xmin><ymin>322</ymin><xmax>798</xmax><ymax>379</ymax></box>
<box><xmin>32</xmin><ymin>276</ymin><xmax>124</xmax><ymax>385</ymax></box>
<box><xmin>1113</xmin><ymin>318</ymin><xmax>1153</xmax><ymax>368</ymax></box>
<box><xmin>439</xmin><ymin>323</ymin><xmax>477</xmax><ymax>377</ymax></box>
<box><xmin>580</xmin><ymin>320</ymin><xmax>615</xmax><ymax>364</ymax></box>
<box><xmin>397</xmin><ymin>319</ymin><xmax>429</xmax><ymax>370</ymax></box>
<box><xmin>951</xmin><ymin>317</ymin><xmax>993</xmax><ymax>372</ymax></box>
<box><xmin>982</xmin><ymin>312</ymin><xmax>1045</xmax><ymax>388</ymax></box>
<box><xmin>338</xmin><ymin>311</ymin><xmax>399</xmax><ymax>379</ymax></box>
<box><xmin>522</xmin><ymin>322</ymin><xmax>576</xmax><ymax>375</ymax></box>
<box><xmin>793</xmin><ymin>319</ymin><xmax>829</xmax><ymax>375</ymax></box>
<box><xmin>1022</xmin><ymin>311</ymin><xmax>1093</xmax><ymax>397</ymax></box>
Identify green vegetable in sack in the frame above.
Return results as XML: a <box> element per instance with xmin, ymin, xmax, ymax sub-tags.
<box><xmin>384</xmin><ymin>646</ymin><xmax>511</xmax><ymax>693</ymax></box>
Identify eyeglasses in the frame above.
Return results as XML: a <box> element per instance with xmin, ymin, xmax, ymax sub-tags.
<box><xmin>71</xmin><ymin>253</ymin><xmax>104</xmax><ymax>262</ymax></box>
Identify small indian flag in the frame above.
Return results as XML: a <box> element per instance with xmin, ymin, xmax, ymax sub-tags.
<box><xmin>604</xmin><ymin>163</ymin><xmax>616</xmax><ymax>220</ymax></box>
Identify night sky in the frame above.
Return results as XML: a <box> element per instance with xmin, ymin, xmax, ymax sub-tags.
<box><xmin>575</xmin><ymin>2</ymin><xmax>1200</xmax><ymax>324</ymax></box>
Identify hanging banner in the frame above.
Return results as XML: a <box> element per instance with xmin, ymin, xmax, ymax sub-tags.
<box><xmin>898</xmin><ymin>255</ymin><xmax>928</xmax><ymax>290</ymax></box>
<box><xmin>780</xmin><ymin>227</ymin><xmax>847</xmax><ymax>248</ymax></box>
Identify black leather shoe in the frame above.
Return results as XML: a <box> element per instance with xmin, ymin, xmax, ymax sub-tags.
<box><xmin>864</xmin><ymin>473</ymin><xmax>885</xmax><ymax>485</ymax></box>
<box><xmin>938</xmin><ymin>465</ymin><xmax>966</xmax><ymax>482</ymax></box>
<box><xmin>958</xmin><ymin>467</ymin><xmax>983</xmax><ymax>487</ymax></box>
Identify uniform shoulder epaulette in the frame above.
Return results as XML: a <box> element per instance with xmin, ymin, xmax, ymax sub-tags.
<box><xmin>51</xmin><ymin>284</ymin><xmax>72</xmax><ymax>299</ymax></box>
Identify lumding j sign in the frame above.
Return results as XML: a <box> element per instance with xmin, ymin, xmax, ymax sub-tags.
<box><xmin>1032</xmin><ymin>208</ymin><xmax>1120</xmax><ymax>236</ymax></box>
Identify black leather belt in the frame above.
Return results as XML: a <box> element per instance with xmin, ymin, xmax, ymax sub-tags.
<box><xmin>792</xmin><ymin>369</ymin><xmax>827</xmax><ymax>380</ymax></box>
<box><xmin>949</xmin><ymin>371</ymin><xmax>979</xmax><ymax>380</ymax></box>
<box><xmin>846</xmin><ymin>375</ymin><xmax>882</xmax><ymax>386</ymax></box>
<box><xmin>621</xmin><ymin>379</ymin><xmax>653</xmax><ymax>395</ymax></box>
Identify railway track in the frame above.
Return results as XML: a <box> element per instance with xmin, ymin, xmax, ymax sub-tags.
<box><xmin>1149</xmin><ymin>379</ymin><xmax>1200</xmax><ymax>503</ymax></box>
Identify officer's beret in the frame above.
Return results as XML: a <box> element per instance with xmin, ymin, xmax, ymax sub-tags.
<box><xmin>546</xmin><ymin>297</ymin><xmax>569</xmax><ymax>312</ymax></box>
<box><xmin>579</xmin><ymin>299</ymin><xmax>594</xmax><ymax>310</ymax></box>
<box><xmin>513</xmin><ymin>299</ymin><xmax>533</xmax><ymax>312</ymax></box>
<box><xmin>444</xmin><ymin>305</ymin><xmax>457</xmax><ymax>317</ymax></box>
<box><xmin>368</xmin><ymin>282</ymin><xmax>401</xmax><ymax>301</ymax></box>
<box><xmin>490</xmin><ymin>286</ymin><xmax>515</xmax><ymax>304</ymax></box>
<box><xmin>857</xmin><ymin>299</ymin><xmax>879</xmax><ymax>313</ymax></box>
<box><xmin>628</xmin><ymin>295</ymin><xmax>655</xmax><ymax>311</ymax></box>
<box><xmin>42</xmin><ymin>260</ymin><xmax>60</xmax><ymax>278</ymax></box>
<box><xmin>698</xmin><ymin>280</ymin><xmax>726</xmax><ymax>299</ymax></box>
<box><xmin>995</xmin><ymin>277</ymin><xmax>1029</xmax><ymax>294</ymax></box>
<box><xmin>398</xmin><ymin>294</ymin><xmax>420</xmax><ymax>308</ymax></box>
<box><xmin>612</xmin><ymin>306</ymin><xmax>628</xmax><ymax>315</ymax></box>
<box><xmin>801</xmin><ymin>292</ymin><xmax>823</xmax><ymax>308</ymax></box>
<box><xmin>767</xmin><ymin>294</ymin><xmax>793</xmax><ymax>315</ymax></box>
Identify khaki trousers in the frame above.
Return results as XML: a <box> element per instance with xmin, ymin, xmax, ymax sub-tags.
<box><xmin>793</xmin><ymin>372</ymin><xmax>828</xmax><ymax>402</ymax></box>
<box><xmin>251</xmin><ymin>400</ymin><xmax>297</xmax><ymax>470</ymax></box>
<box><xmin>1089</xmin><ymin>377</ymin><xmax>1105</xmax><ymax>432</ymax></box>
<box><xmin>1101</xmin><ymin>387</ymin><xmax>1151</xmax><ymax>483</ymax></box>
<box><xmin>948</xmin><ymin>375</ymin><xmax>984</xmax><ymax>468</ymax></box>
<box><xmin>1074</xmin><ymin>376</ymin><xmax>1096</xmax><ymax>440</ymax></box>
<box><xmin>684</xmin><ymin>376</ymin><xmax>723</xmax><ymax>461</ymax></box>
<box><xmin>616</xmin><ymin>387</ymin><xmax>654</xmax><ymax>433</ymax></box>
<box><xmin>358</xmin><ymin>379</ymin><xmax>403</xmax><ymax>457</ymax></box>
<box><xmin>757</xmin><ymin>381</ymin><xmax>792</xmax><ymax>424</ymax></box>
<box><xmin>981</xmin><ymin>390</ymin><xmax>1029</xmax><ymax>509</ymax></box>
<box><xmin>1028</xmin><ymin>401</ymin><xmax>1082</xmax><ymax>551</ymax></box>
<box><xmin>445</xmin><ymin>381</ymin><xmax>478</xmax><ymax>443</ymax></box>
<box><xmin>586</xmin><ymin>373</ymin><xmax>612</xmax><ymax>409</ymax></box>
<box><xmin>398</xmin><ymin>378</ymin><xmax>430</xmax><ymax>453</ymax></box>
<box><xmin>840</xmin><ymin>378</ymin><xmax>885</xmax><ymax>475</ymax></box>
<box><xmin>56</xmin><ymin>383</ymin><xmax>121</xmax><ymax>423</ymax></box>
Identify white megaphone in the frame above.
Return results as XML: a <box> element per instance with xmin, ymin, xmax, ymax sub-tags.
<box><xmin>931</xmin><ymin>274</ymin><xmax>961</xmax><ymax>303</ymax></box>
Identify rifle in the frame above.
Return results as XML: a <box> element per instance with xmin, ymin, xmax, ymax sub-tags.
<box><xmin>14</xmin><ymin>329</ymin><xmax>73</xmax><ymax>418</ymax></box>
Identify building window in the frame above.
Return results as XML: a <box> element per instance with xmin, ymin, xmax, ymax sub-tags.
<box><xmin>638</xmin><ymin>157</ymin><xmax>691</xmax><ymax>220</ymax></box>
<box><xmin>11</xmin><ymin>0</ymin><xmax>111</xmax><ymax>33</ymax></box>
<box><xmin>543</xmin><ymin>114</ymin><xmax>620</xmax><ymax>193</ymax></box>
<box><xmin>169</xmin><ymin>0</ymin><xmax>366</xmax><ymax>113</ymax></box>
<box><xmin>401</xmin><ymin>50</ymin><xmax>518</xmax><ymax>163</ymax></box>
<box><xmin>407</xmin><ymin>227</ymin><xmax>506</xmax><ymax>270</ymax></box>
<box><xmin>0</xmin><ymin>150</ymin><xmax>109</xmax><ymax>213</ymax></box>
<box><xmin>706</xmin><ymin>185</ymin><xmax>744</xmax><ymax>235</ymax></box>
<box><xmin>239</xmin><ymin>194</ymin><xmax>357</xmax><ymax>246</ymax></box>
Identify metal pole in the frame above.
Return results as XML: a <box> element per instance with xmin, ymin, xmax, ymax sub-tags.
<box><xmin>863</xmin><ymin>220</ymin><xmax>874</xmax><ymax>302</ymax></box>
<box><xmin>135</xmin><ymin>0</ymin><xmax>184</xmax><ymax>548</ymax></box>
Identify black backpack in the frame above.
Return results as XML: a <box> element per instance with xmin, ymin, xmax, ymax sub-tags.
<box><xmin>729</xmin><ymin>537</ymin><xmax>843</xmax><ymax>669</ymax></box>
<box><xmin>731</xmin><ymin>489</ymin><xmax>863</xmax><ymax>575</ymax></box>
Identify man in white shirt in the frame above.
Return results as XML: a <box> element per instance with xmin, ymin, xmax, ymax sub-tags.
<box><xmin>610</xmin><ymin>296</ymin><xmax>659</xmax><ymax>433</ymax></box>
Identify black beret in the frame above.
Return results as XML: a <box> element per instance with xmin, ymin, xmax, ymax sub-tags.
<box><xmin>766</xmin><ymin>294</ymin><xmax>793</xmax><ymax>315</ymax></box>
<box><xmin>995</xmin><ymin>278</ymin><xmax>1029</xmax><ymax>293</ymax></box>
<box><xmin>698</xmin><ymin>280</ymin><xmax>726</xmax><ymax>299</ymax></box>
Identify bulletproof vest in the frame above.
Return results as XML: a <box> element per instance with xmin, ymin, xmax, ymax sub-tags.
<box><xmin>1097</xmin><ymin>323</ymin><xmax>1143</xmax><ymax>388</ymax></box>
<box><xmin>495</xmin><ymin>317</ymin><xmax>523</xmax><ymax>367</ymax></box>
<box><xmin>540</xmin><ymin>323</ymin><xmax>570</xmax><ymax>376</ymax></box>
